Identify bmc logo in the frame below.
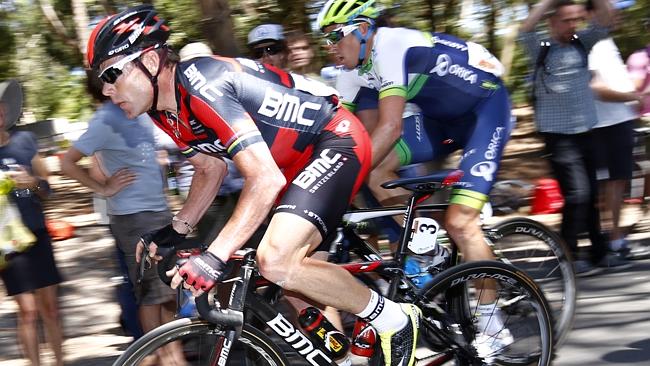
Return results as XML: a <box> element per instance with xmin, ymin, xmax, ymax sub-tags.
<box><xmin>192</xmin><ymin>139</ymin><xmax>227</xmax><ymax>154</ymax></box>
<box><xmin>258</xmin><ymin>87</ymin><xmax>322</xmax><ymax>127</ymax></box>
<box><xmin>267</xmin><ymin>313</ymin><xmax>332</xmax><ymax>366</ymax></box>
<box><xmin>184</xmin><ymin>64</ymin><xmax>223</xmax><ymax>102</ymax></box>
<box><xmin>293</xmin><ymin>149</ymin><xmax>342</xmax><ymax>190</ymax></box>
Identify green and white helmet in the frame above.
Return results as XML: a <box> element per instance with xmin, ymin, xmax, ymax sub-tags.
<box><xmin>317</xmin><ymin>0</ymin><xmax>380</xmax><ymax>30</ymax></box>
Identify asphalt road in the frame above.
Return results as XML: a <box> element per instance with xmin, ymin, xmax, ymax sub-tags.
<box><xmin>555</xmin><ymin>258</ymin><xmax>650</xmax><ymax>365</ymax></box>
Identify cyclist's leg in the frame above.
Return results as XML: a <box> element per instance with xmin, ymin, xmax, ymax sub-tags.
<box><xmin>446</xmin><ymin>85</ymin><xmax>515</xmax><ymax>349</ymax></box>
<box><xmin>447</xmin><ymin>84</ymin><xmax>513</xmax><ymax>263</ymax></box>
<box><xmin>367</xmin><ymin>112</ymin><xmax>443</xmax><ymax>205</ymax></box>
<box><xmin>258</xmin><ymin>109</ymin><xmax>420</xmax><ymax>365</ymax></box>
<box><xmin>367</xmin><ymin>149</ymin><xmax>409</xmax><ymax>206</ymax></box>
<box><xmin>280</xmin><ymin>250</ymin><xmax>345</xmax><ymax>332</ymax></box>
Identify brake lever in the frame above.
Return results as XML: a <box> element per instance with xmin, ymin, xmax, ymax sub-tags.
<box><xmin>137</xmin><ymin>241</ymin><xmax>151</xmax><ymax>285</ymax></box>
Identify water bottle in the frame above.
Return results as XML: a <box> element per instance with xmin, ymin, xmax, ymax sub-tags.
<box><xmin>350</xmin><ymin>319</ymin><xmax>377</xmax><ymax>357</ymax></box>
<box><xmin>298</xmin><ymin>307</ymin><xmax>350</xmax><ymax>362</ymax></box>
<box><xmin>404</xmin><ymin>255</ymin><xmax>434</xmax><ymax>288</ymax></box>
<box><xmin>166</xmin><ymin>163</ymin><xmax>179</xmax><ymax>195</ymax></box>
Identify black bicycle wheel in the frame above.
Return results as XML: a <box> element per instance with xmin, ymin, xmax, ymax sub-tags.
<box><xmin>417</xmin><ymin>260</ymin><xmax>554</xmax><ymax>366</ymax></box>
<box><xmin>112</xmin><ymin>318</ymin><xmax>290</xmax><ymax>366</ymax></box>
<box><xmin>486</xmin><ymin>218</ymin><xmax>575</xmax><ymax>346</ymax></box>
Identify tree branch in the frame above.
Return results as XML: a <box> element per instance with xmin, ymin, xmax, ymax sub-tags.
<box><xmin>38</xmin><ymin>0</ymin><xmax>79</xmax><ymax>50</ymax></box>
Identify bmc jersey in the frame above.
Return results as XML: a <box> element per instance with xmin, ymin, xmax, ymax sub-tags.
<box><xmin>149</xmin><ymin>56</ymin><xmax>341</xmax><ymax>168</ymax></box>
<box><xmin>148</xmin><ymin>56</ymin><xmax>371</xmax><ymax>238</ymax></box>
<box><xmin>337</xmin><ymin>28</ymin><xmax>504</xmax><ymax>121</ymax></box>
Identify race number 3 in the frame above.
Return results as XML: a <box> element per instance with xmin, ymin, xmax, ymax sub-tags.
<box><xmin>408</xmin><ymin>217</ymin><xmax>440</xmax><ymax>254</ymax></box>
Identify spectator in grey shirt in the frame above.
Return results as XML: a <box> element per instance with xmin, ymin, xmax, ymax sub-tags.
<box><xmin>518</xmin><ymin>0</ymin><xmax>628</xmax><ymax>275</ymax></box>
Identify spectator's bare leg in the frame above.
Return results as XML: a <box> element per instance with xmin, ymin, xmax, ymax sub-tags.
<box><xmin>35</xmin><ymin>285</ymin><xmax>64</xmax><ymax>366</ymax></box>
<box><xmin>602</xmin><ymin>179</ymin><xmax>627</xmax><ymax>243</ymax></box>
<box><xmin>14</xmin><ymin>292</ymin><xmax>40</xmax><ymax>366</ymax></box>
<box><xmin>140</xmin><ymin>301</ymin><xmax>187</xmax><ymax>366</ymax></box>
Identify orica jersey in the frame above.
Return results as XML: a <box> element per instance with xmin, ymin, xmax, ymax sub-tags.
<box><xmin>338</xmin><ymin>28</ymin><xmax>504</xmax><ymax>121</ymax></box>
<box><xmin>149</xmin><ymin>56</ymin><xmax>341</xmax><ymax>168</ymax></box>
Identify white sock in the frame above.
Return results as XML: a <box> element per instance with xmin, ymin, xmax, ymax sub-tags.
<box><xmin>476</xmin><ymin>302</ymin><xmax>505</xmax><ymax>336</ymax></box>
<box><xmin>356</xmin><ymin>290</ymin><xmax>407</xmax><ymax>333</ymax></box>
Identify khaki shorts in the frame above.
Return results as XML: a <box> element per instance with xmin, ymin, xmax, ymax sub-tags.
<box><xmin>109</xmin><ymin>210</ymin><xmax>175</xmax><ymax>305</ymax></box>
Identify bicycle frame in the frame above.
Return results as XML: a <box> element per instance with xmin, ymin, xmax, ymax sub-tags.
<box><xmin>188</xmin><ymin>187</ymin><xmax>473</xmax><ymax>366</ymax></box>
<box><xmin>203</xmin><ymin>248</ymin><xmax>468</xmax><ymax>366</ymax></box>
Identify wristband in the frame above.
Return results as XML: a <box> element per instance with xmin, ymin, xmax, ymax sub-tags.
<box><xmin>172</xmin><ymin>215</ymin><xmax>195</xmax><ymax>233</ymax></box>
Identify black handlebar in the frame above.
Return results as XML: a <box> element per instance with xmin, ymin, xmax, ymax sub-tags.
<box><xmin>146</xmin><ymin>240</ymin><xmax>244</xmax><ymax>328</ymax></box>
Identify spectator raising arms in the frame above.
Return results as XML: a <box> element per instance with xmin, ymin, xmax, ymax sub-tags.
<box><xmin>518</xmin><ymin>0</ymin><xmax>628</xmax><ymax>275</ymax></box>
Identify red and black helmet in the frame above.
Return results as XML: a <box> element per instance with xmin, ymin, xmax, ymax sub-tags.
<box><xmin>87</xmin><ymin>4</ymin><xmax>170</xmax><ymax>69</ymax></box>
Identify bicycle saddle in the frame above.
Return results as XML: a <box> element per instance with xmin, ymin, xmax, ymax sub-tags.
<box><xmin>380</xmin><ymin>169</ymin><xmax>464</xmax><ymax>192</ymax></box>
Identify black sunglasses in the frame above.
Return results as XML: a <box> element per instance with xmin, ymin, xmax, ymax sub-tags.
<box><xmin>251</xmin><ymin>44</ymin><xmax>284</xmax><ymax>59</ymax></box>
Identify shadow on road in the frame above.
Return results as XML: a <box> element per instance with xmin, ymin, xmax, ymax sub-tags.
<box><xmin>603</xmin><ymin>338</ymin><xmax>650</xmax><ymax>363</ymax></box>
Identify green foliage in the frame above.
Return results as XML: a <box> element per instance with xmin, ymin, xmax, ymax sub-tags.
<box><xmin>155</xmin><ymin>0</ymin><xmax>204</xmax><ymax>48</ymax></box>
<box><xmin>0</xmin><ymin>21</ymin><xmax>16</xmax><ymax>80</ymax></box>
<box><xmin>0</xmin><ymin>0</ymin><xmax>648</xmax><ymax>123</ymax></box>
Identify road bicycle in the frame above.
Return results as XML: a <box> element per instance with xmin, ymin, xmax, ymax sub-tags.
<box><xmin>328</xmin><ymin>179</ymin><xmax>575</xmax><ymax>346</ymax></box>
<box><xmin>114</xmin><ymin>169</ymin><xmax>554</xmax><ymax>366</ymax></box>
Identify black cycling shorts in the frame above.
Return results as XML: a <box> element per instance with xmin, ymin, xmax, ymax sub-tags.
<box><xmin>275</xmin><ymin>108</ymin><xmax>371</xmax><ymax>240</ymax></box>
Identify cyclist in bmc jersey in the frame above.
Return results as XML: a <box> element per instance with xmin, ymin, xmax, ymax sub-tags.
<box><xmin>318</xmin><ymin>0</ymin><xmax>515</xmax><ymax>355</ymax></box>
<box><xmin>87</xmin><ymin>5</ymin><xmax>420</xmax><ymax>366</ymax></box>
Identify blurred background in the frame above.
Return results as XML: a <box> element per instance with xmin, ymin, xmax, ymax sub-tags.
<box><xmin>0</xmin><ymin>0</ymin><xmax>648</xmax><ymax>134</ymax></box>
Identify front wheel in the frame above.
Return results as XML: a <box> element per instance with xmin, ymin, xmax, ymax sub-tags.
<box><xmin>416</xmin><ymin>260</ymin><xmax>555</xmax><ymax>366</ymax></box>
<box><xmin>112</xmin><ymin>318</ymin><xmax>290</xmax><ymax>366</ymax></box>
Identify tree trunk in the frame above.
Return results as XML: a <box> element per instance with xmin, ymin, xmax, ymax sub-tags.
<box><xmin>197</xmin><ymin>0</ymin><xmax>239</xmax><ymax>57</ymax></box>
<box><xmin>427</xmin><ymin>0</ymin><xmax>436</xmax><ymax>32</ymax></box>
<box><xmin>499</xmin><ymin>24</ymin><xmax>519</xmax><ymax>81</ymax></box>
<box><xmin>485</xmin><ymin>0</ymin><xmax>498</xmax><ymax>54</ymax></box>
<box><xmin>38</xmin><ymin>0</ymin><xmax>78</xmax><ymax>50</ymax></box>
<box><xmin>71</xmin><ymin>0</ymin><xmax>91</xmax><ymax>65</ymax></box>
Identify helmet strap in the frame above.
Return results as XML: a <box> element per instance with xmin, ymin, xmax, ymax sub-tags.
<box><xmin>353</xmin><ymin>26</ymin><xmax>374</xmax><ymax>67</ymax></box>
<box><xmin>133</xmin><ymin>47</ymin><xmax>168</xmax><ymax>113</ymax></box>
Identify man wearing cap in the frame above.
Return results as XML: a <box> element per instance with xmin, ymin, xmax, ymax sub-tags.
<box><xmin>588</xmin><ymin>0</ymin><xmax>646</xmax><ymax>259</ymax></box>
<box><xmin>0</xmin><ymin>79</ymin><xmax>64</xmax><ymax>366</ymax></box>
<box><xmin>247</xmin><ymin>23</ymin><xmax>287</xmax><ymax>68</ymax></box>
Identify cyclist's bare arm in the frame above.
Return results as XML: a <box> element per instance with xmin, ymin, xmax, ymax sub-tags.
<box><xmin>205</xmin><ymin>141</ymin><xmax>286</xmax><ymax>262</ymax></box>
<box><xmin>174</xmin><ymin>152</ymin><xmax>227</xmax><ymax>230</ymax></box>
<box><xmin>371</xmin><ymin>95</ymin><xmax>406</xmax><ymax>168</ymax></box>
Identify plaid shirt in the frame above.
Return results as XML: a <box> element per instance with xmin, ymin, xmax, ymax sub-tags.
<box><xmin>519</xmin><ymin>24</ymin><xmax>609</xmax><ymax>134</ymax></box>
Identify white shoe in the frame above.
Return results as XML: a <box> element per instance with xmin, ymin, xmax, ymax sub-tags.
<box><xmin>472</xmin><ymin>303</ymin><xmax>514</xmax><ymax>362</ymax></box>
<box><xmin>472</xmin><ymin>328</ymin><xmax>514</xmax><ymax>362</ymax></box>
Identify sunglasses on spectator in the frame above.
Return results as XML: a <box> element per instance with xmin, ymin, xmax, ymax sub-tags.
<box><xmin>323</xmin><ymin>24</ymin><xmax>361</xmax><ymax>46</ymax></box>
<box><xmin>99</xmin><ymin>46</ymin><xmax>153</xmax><ymax>84</ymax></box>
<box><xmin>252</xmin><ymin>44</ymin><xmax>284</xmax><ymax>59</ymax></box>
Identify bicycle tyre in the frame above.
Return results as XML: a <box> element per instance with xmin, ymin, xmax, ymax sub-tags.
<box><xmin>486</xmin><ymin>217</ymin><xmax>576</xmax><ymax>346</ymax></box>
<box><xmin>417</xmin><ymin>260</ymin><xmax>554</xmax><ymax>366</ymax></box>
<box><xmin>112</xmin><ymin>318</ymin><xmax>290</xmax><ymax>366</ymax></box>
